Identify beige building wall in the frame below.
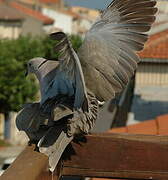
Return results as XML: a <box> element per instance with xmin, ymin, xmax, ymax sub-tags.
<box><xmin>9</xmin><ymin>112</ymin><xmax>28</xmax><ymax>145</ymax></box>
<box><xmin>0</xmin><ymin>22</ymin><xmax>22</xmax><ymax>39</ymax></box>
<box><xmin>71</xmin><ymin>6</ymin><xmax>99</xmax><ymax>19</ymax></box>
<box><xmin>136</xmin><ymin>63</ymin><xmax>168</xmax><ymax>86</ymax></box>
<box><xmin>21</xmin><ymin>17</ymin><xmax>45</xmax><ymax>36</ymax></box>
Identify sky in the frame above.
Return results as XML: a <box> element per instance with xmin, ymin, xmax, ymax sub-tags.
<box><xmin>64</xmin><ymin>0</ymin><xmax>113</xmax><ymax>9</ymax></box>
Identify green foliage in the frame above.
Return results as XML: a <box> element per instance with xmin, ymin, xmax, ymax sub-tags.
<box><xmin>70</xmin><ymin>34</ymin><xmax>83</xmax><ymax>52</ymax></box>
<box><xmin>0</xmin><ymin>34</ymin><xmax>82</xmax><ymax>113</ymax></box>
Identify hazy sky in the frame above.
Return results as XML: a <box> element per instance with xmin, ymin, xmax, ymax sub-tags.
<box><xmin>64</xmin><ymin>0</ymin><xmax>112</xmax><ymax>9</ymax></box>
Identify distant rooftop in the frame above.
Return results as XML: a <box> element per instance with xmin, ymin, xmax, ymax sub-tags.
<box><xmin>70</xmin><ymin>6</ymin><xmax>99</xmax><ymax>20</ymax></box>
<box><xmin>18</xmin><ymin>0</ymin><xmax>60</xmax><ymax>5</ymax></box>
<box><xmin>0</xmin><ymin>4</ymin><xmax>24</xmax><ymax>21</ymax></box>
<box><xmin>110</xmin><ymin>114</ymin><xmax>168</xmax><ymax>135</ymax></box>
<box><xmin>39</xmin><ymin>0</ymin><xmax>60</xmax><ymax>3</ymax></box>
<box><xmin>10</xmin><ymin>1</ymin><xmax>54</xmax><ymax>25</ymax></box>
<box><xmin>139</xmin><ymin>29</ymin><xmax>168</xmax><ymax>59</ymax></box>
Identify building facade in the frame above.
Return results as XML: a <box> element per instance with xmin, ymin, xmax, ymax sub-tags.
<box><xmin>0</xmin><ymin>4</ymin><xmax>24</xmax><ymax>39</ymax></box>
<box><xmin>128</xmin><ymin>29</ymin><xmax>168</xmax><ymax>125</ymax></box>
<box><xmin>137</xmin><ymin>30</ymin><xmax>168</xmax><ymax>87</ymax></box>
<box><xmin>42</xmin><ymin>7</ymin><xmax>74</xmax><ymax>34</ymax></box>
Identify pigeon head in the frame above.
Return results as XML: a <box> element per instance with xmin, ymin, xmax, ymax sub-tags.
<box><xmin>26</xmin><ymin>57</ymin><xmax>48</xmax><ymax>76</ymax></box>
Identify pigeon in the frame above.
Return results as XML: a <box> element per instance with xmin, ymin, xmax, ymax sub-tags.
<box><xmin>18</xmin><ymin>0</ymin><xmax>157</xmax><ymax>172</ymax></box>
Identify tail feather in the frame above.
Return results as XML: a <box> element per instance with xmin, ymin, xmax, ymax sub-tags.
<box><xmin>38</xmin><ymin>127</ymin><xmax>73</xmax><ymax>172</ymax></box>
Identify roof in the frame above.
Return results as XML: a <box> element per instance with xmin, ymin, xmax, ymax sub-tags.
<box><xmin>70</xmin><ymin>6</ymin><xmax>100</xmax><ymax>20</ymax></box>
<box><xmin>39</xmin><ymin>0</ymin><xmax>60</xmax><ymax>3</ymax></box>
<box><xmin>92</xmin><ymin>114</ymin><xmax>168</xmax><ymax>180</ymax></box>
<box><xmin>0</xmin><ymin>4</ymin><xmax>24</xmax><ymax>21</ymax></box>
<box><xmin>59</xmin><ymin>9</ymin><xmax>80</xmax><ymax>19</ymax></box>
<box><xmin>138</xmin><ymin>29</ymin><xmax>168</xmax><ymax>59</ymax></box>
<box><xmin>20</xmin><ymin>0</ymin><xmax>80</xmax><ymax>19</ymax></box>
<box><xmin>109</xmin><ymin>114</ymin><xmax>168</xmax><ymax>135</ymax></box>
<box><xmin>10</xmin><ymin>1</ymin><xmax>54</xmax><ymax>25</ymax></box>
<box><xmin>17</xmin><ymin>0</ymin><xmax>60</xmax><ymax>5</ymax></box>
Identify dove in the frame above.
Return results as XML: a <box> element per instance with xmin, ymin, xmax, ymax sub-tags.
<box><xmin>27</xmin><ymin>0</ymin><xmax>157</xmax><ymax>109</ymax></box>
<box><xmin>19</xmin><ymin>0</ymin><xmax>157</xmax><ymax>172</ymax></box>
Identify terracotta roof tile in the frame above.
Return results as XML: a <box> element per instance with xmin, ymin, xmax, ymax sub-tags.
<box><xmin>127</xmin><ymin>120</ymin><xmax>158</xmax><ymax>135</ymax></box>
<box><xmin>109</xmin><ymin>120</ymin><xmax>158</xmax><ymax>135</ymax></box>
<box><xmin>10</xmin><ymin>2</ymin><xmax>54</xmax><ymax>25</ymax></box>
<box><xmin>156</xmin><ymin>114</ymin><xmax>168</xmax><ymax>135</ymax></box>
<box><xmin>108</xmin><ymin>127</ymin><xmax>127</xmax><ymax>133</ymax></box>
<box><xmin>138</xmin><ymin>29</ymin><xmax>168</xmax><ymax>59</ymax></box>
<box><xmin>110</xmin><ymin>114</ymin><xmax>168</xmax><ymax>136</ymax></box>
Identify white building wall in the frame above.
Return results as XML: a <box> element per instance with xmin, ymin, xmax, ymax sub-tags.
<box><xmin>43</xmin><ymin>24</ymin><xmax>54</xmax><ymax>33</ymax></box>
<box><xmin>42</xmin><ymin>8</ymin><xmax>73</xmax><ymax>34</ymax></box>
<box><xmin>9</xmin><ymin>112</ymin><xmax>28</xmax><ymax>145</ymax></box>
<box><xmin>0</xmin><ymin>23</ymin><xmax>21</xmax><ymax>39</ymax></box>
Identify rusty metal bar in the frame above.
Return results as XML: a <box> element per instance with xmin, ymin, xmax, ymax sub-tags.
<box><xmin>1</xmin><ymin>133</ymin><xmax>168</xmax><ymax>180</ymax></box>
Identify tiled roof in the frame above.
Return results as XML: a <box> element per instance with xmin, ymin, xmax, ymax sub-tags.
<box><xmin>18</xmin><ymin>0</ymin><xmax>60</xmax><ymax>5</ymax></box>
<box><xmin>70</xmin><ymin>6</ymin><xmax>100</xmax><ymax>20</ymax></box>
<box><xmin>138</xmin><ymin>29</ymin><xmax>168</xmax><ymax>59</ymax></box>
<box><xmin>17</xmin><ymin>1</ymin><xmax>79</xmax><ymax>19</ymax></box>
<box><xmin>92</xmin><ymin>114</ymin><xmax>168</xmax><ymax>180</ymax></box>
<box><xmin>10</xmin><ymin>2</ymin><xmax>54</xmax><ymax>25</ymax></box>
<box><xmin>109</xmin><ymin>114</ymin><xmax>168</xmax><ymax>135</ymax></box>
<box><xmin>0</xmin><ymin>4</ymin><xmax>24</xmax><ymax>21</ymax></box>
<box><xmin>39</xmin><ymin>0</ymin><xmax>60</xmax><ymax>3</ymax></box>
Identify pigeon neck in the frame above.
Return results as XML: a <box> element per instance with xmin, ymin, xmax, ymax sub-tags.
<box><xmin>34</xmin><ymin>70</ymin><xmax>45</xmax><ymax>97</ymax></box>
<box><xmin>35</xmin><ymin>70</ymin><xmax>43</xmax><ymax>82</ymax></box>
<box><xmin>34</xmin><ymin>62</ymin><xmax>59</xmax><ymax>96</ymax></box>
<box><xmin>35</xmin><ymin>65</ymin><xmax>50</xmax><ymax>82</ymax></box>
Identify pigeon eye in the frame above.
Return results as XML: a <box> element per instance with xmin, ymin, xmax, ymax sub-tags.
<box><xmin>29</xmin><ymin>63</ymin><xmax>32</xmax><ymax>67</ymax></box>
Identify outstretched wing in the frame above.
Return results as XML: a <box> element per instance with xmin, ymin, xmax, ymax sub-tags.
<box><xmin>78</xmin><ymin>0</ymin><xmax>157</xmax><ymax>102</ymax></box>
<box><xmin>49</xmin><ymin>32</ymin><xmax>89</xmax><ymax>111</ymax></box>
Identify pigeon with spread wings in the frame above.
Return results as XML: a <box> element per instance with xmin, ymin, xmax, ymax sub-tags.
<box><xmin>17</xmin><ymin>0</ymin><xmax>157</xmax><ymax>172</ymax></box>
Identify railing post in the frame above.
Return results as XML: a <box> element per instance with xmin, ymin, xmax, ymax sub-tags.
<box><xmin>1</xmin><ymin>145</ymin><xmax>48</xmax><ymax>180</ymax></box>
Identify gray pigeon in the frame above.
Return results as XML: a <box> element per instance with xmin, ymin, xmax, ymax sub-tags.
<box><xmin>18</xmin><ymin>0</ymin><xmax>157</xmax><ymax>172</ymax></box>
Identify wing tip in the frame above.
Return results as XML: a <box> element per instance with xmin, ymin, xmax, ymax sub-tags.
<box><xmin>50</xmin><ymin>32</ymin><xmax>66</xmax><ymax>41</ymax></box>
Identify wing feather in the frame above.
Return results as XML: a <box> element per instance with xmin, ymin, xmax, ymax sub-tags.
<box><xmin>78</xmin><ymin>0</ymin><xmax>157</xmax><ymax>101</ymax></box>
<box><xmin>49</xmin><ymin>32</ymin><xmax>89</xmax><ymax>111</ymax></box>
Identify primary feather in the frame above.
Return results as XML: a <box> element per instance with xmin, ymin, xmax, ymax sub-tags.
<box><xmin>78</xmin><ymin>0</ymin><xmax>157</xmax><ymax>102</ymax></box>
